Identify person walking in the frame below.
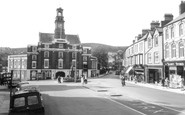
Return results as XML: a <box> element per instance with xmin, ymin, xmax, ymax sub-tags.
<box><xmin>120</xmin><ymin>73</ymin><xmax>125</xmax><ymax>86</ymax></box>
<box><xmin>84</xmin><ymin>74</ymin><xmax>88</xmax><ymax>84</ymax></box>
<box><xmin>81</xmin><ymin>74</ymin><xmax>84</xmax><ymax>85</ymax></box>
<box><xmin>58</xmin><ymin>76</ymin><xmax>61</xmax><ymax>83</ymax></box>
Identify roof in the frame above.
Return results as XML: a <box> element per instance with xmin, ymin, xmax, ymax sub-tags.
<box><xmin>39</xmin><ymin>33</ymin><xmax>81</xmax><ymax>44</ymax></box>
<box><xmin>39</xmin><ymin>32</ymin><xmax>54</xmax><ymax>43</ymax></box>
<box><xmin>165</xmin><ymin>12</ymin><xmax>185</xmax><ymax>26</ymax></box>
<box><xmin>65</xmin><ymin>34</ymin><xmax>81</xmax><ymax>44</ymax></box>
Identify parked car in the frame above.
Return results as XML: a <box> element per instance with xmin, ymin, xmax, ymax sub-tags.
<box><xmin>9</xmin><ymin>87</ymin><xmax>45</xmax><ymax>115</ymax></box>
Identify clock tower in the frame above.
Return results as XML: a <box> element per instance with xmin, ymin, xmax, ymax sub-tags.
<box><xmin>54</xmin><ymin>7</ymin><xmax>65</xmax><ymax>39</ymax></box>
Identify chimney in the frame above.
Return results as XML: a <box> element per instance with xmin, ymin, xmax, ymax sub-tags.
<box><xmin>133</xmin><ymin>40</ymin><xmax>135</xmax><ymax>44</ymax></box>
<box><xmin>142</xmin><ymin>29</ymin><xmax>150</xmax><ymax>37</ymax></box>
<box><xmin>137</xmin><ymin>34</ymin><xmax>142</xmax><ymax>40</ymax></box>
<box><xmin>179</xmin><ymin>1</ymin><xmax>185</xmax><ymax>15</ymax></box>
<box><xmin>150</xmin><ymin>21</ymin><xmax>160</xmax><ymax>30</ymax></box>
<box><xmin>161</xmin><ymin>14</ymin><xmax>174</xmax><ymax>27</ymax></box>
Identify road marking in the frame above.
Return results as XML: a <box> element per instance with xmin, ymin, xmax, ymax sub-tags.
<box><xmin>131</xmin><ymin>97</ymin><xmax>185</xmax><ymax>115</ymax></box>
<box><xmin>105</xmin><ymin>97</ymin><xmax>147</xmax><ymax>115</ymax></box>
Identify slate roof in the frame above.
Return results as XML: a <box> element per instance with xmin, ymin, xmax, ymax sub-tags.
<box><xmin>39</xmin><ymin>32</ymin><xmax>54</xmax><ymax>43</ymax></box>
<box><xmin>165</xmin><ymin>12</ymin><xmax>185</xmax><ymax>26</ymax></box>
<box><xmin>65</xmin><ymin>34</ymin><xmax>81</xmax><ymax>44</ymax></box>
<box><xmin>39</xmin><ymin>32</ymin><xmax>81</xmax><ymax>44</ymax></box>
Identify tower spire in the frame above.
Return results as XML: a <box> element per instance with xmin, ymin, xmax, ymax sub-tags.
<box><xmin>54</xmin><ymin>7</ymin><xmax>65</xmax><ymax>39</ymax></box>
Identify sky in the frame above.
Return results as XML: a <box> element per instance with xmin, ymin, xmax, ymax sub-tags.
<box><xmin>0</xmin><ymin>0</ymin><xmax>181</xmax><ymax>48</ymax></box>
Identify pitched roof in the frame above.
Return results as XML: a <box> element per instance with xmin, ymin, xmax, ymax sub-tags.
<box><xmin>39</xmin><ymin>32</ymin><xmax>54</xmax><ymax>43</ymax></box>
<box><xmin>165</xmin><ymin>12</ymin><xmax>185</xmax><ymax>26</ymax></box>
<box><xmin>65</xmin><ymin>34</ymin><xmax>81</xmax><ymax>44</ymax></box>
<box><xmin>39</xmin><ymin>33</ymin><xmax>81</xmax><ymax>44</ymax></box>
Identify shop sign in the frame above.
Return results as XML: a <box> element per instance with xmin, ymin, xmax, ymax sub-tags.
<box><xmin>176</xmin><ymin>62</ymin><xmax>184</xmax><ymax>66</ymax></box>
<box><xmin>167</xmin><ymin>63</ymin><xmax>175</xmax><ymax>66</ymax></box>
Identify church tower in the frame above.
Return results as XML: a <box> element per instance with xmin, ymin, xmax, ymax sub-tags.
<box><xmin>54</xmin><ymin>7</ymin><xmax>65</xmax><ymax>39</ymax></box>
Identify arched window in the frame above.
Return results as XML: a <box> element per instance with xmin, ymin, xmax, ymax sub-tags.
<box><xmin>179</xmin><ymin>23</ymin><xmax>183</xmax><ymax>36</ymax></box>
<box><xmin>165</xmin><ymin>44</ymin><xmax>169</xmax><ymax>58</ymax></box>
<box><xmin>171</xmin><ymin>43</ymin><xmax>176</xmax><ymax>58</ymax></box>
<box><xmin>179</xmin><ymin>41</ymin><xmax>184</xmax><ymax>57</ymax></box>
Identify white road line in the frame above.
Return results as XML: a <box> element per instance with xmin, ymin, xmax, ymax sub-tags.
<box><xmin>158</xmin><ymin>105</ymin><xmax>185</xmax><ymax>115</ymax></box>
<box><xmin>105</xmin><ymin>97</ymin><xmax>147</xmax><ymax>115</ymax></box>
<box><xmin>131</xmin><ymin>97</ymin><xmax>185</xmax><ymax>115</ymax></box>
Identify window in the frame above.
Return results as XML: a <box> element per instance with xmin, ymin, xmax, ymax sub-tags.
<box><xmin>44</xmin><ymin>51</ymin><xmax>49</xmax><ymax>58</ymax></box>
<box><xmin>83</xmin><ymin>56</ymin><xmax>87</xmax><ymax>61</ymax></box>
<box><xmin>72</xmin><ymin>60</ymin><xmax>76</xmax><ymax>67</ymax></box>
<box><xmin>14</xmin><ymin>97</ymin><xmax>25</xmax><ymax>107</ymax></box>
<box><xmin>165</xmin><ymin>29</ymin><xmax>169</xmax><ymax>40</ymax></box>
<box><xmin>83</xmin><ymin>49</ymin><xmax>88</xmax><ymax>54</ymax></box>
<box><xmin>147</xmin><ymin>53</ymin><xmax>152</xmax><ymax>64</ymax></box>
<box><xmin>32</xmin><ymin>55</ymin><xmax>37</xmax><ymax>60</ymax></box>
<box><xmin>58</xmin><ymin>59</ymin><xmax>63</xmax><ymax>68</ymax></box>
<box><xmin>179</xmin><ymin>41</ymin><xmax>184</xmax><ymax>57</ymax></box>
<box><xmin>171</xmin><ymin>43</ymin><xmax>176</xmax><ymax>58</ymax></box>
<box><xmin>131</xmin><ymin>47</ymin><xmax>134</xmax><ymax>54</ymax></box>
<box><xmin>44</xmin><ymin>44</ymin><xmax>49</xmax><ymax>48</ymax></box>
<box><xmin>154</xmin><ymin>35</ymin><xmax>158</xmax><ymax>47</ymax></box>
<box><xmin>171</xmin><ymin>26</ymin><xmax>174</xmax><ymax>38</ymax></box>
<box><xmin>32</xmin><ymin>61</ymin><xmax>36</xmax><ymax>68</ymax></box>
<box><xmin>32</xmin><ymin>46</ymin><xmax>37</xmax><ymax>52</ymax></box>
<box><xmin>44</xmin><ymin>59</ymin><xmax>49</xmax><ymax>68</ymax></box>
<box><xmin>165</xmin><ymin>44</ymin><xmax>169</xmax><ymax>58</ymax></box>
<box><xmin>154</xmin><ymin>52</ymin><xmax>159</xmax><ymax>63</ymax></box>
<box><xmin>72</xmin><ymin>52</ymin><xmax>76</xmax><ymax>58</ymax></box>
<box><xmin>58</xmin><ymin>52</ymin><xmax>63</xmax><ymax>58</ymax></box>
<box><xmin>135</xmin><ymin>44</ymin><xmax>138</xmax><ymax>53</ymax></box>
<box><xmin>59</xmin><ymin>44</ymin><xmax>63</xmax><ymax>48</ymax></box>
<box><xmin>179</xmin><ymin>23</ymin><xmax>183</xmax><ymax>36</ymax></box>
<box><xmin>72</xmin><ymin>46</ymin><xmax>76</xmax><ymax>49</ymax></box>
<box><xmin>28</xmin><ymin>96</ymin><xmax>38</xmax><ymax>105</ymax></box>
<box><xmin>148</xmin><ymin>38</ymin><xmax>152</xmax><ymax>48</ymax></box>
<box><xmin>139</xmin><ymin>42</ymin><xmax>143</xmax><ymax>52</ymax></box>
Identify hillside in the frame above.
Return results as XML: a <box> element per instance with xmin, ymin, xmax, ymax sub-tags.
<box><xmin>82</xmin><ymin>43</ymin><xmax>127</xmax><ymax>53</ymax></box>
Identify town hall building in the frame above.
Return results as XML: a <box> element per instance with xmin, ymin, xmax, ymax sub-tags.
<box><xmin>8</xmin><ymin>7</ymin><xmax>98</xmax><ymax>81</ymax></box>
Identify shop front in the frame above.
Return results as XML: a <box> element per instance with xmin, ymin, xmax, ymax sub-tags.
<box><xmin>133</xmin><ymin>64</ymin><xmax>144</xmax><ymax>82</ymax></box>
<box><xmin>164</xmin><ymin>61</ymin><xmax>185</xmax><ymax>88</ymax></box>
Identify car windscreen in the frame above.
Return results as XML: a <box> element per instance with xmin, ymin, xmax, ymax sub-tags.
<box><xmin>14</xmin><ymin>97</ymin><xmax>25</xmax><ymax>107</ymax></box>
<box><xmin>28</xmin><ymin>95</ymin><xmax>39</xmax><ymax>105</ymax></box>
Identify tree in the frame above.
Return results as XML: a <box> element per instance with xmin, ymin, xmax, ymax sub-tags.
<box><xmin>92</xmin><ymin>48</ymin><xmax>108</xmax><ymax>74</ymax></box>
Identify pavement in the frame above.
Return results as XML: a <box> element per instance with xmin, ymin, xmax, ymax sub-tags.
<box><xmin>125</xmin><ymin>80</ymin><xmax>185</xmax><ymax>94</ymax></box>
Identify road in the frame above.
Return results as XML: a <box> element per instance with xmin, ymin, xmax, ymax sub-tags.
<box><xmin>8</xmin><ymin>74</ymin><xmax>185</xmax><ymax>115</ymax></box>
<box><xmin>31</xmin><ymin>81</ymin><xmax>144</xmax><ymax>115</ymax></box>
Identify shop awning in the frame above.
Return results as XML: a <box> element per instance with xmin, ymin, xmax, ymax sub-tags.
<box><xmin>125</xmin><ymin>66</ymin><xmax>133</xmax><ymax>74</ymax></box>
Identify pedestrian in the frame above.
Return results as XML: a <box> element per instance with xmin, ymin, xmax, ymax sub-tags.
<box><xmin>84</xmin><ymin>74</ymin><xmax>87</xmax><ymax>84</ymax></box>
<box><xmin>181</xmin><ymin>78</ymin><xmax>184</xmax><ymax>91</ymax></box>
<box><xmin>162</xmin><ymin>78</ymin><xmax>165</xmax><ymax>87</ymax></box>
<box><xmin>134</xmin><ymin>75</ymin><xmax>137</xmax><ymax>84</ymax></box>
<box><xmin>58</xmin><ymin>76</ymin><xmax>61</xmax><ymax>83</ymax></box>
<box><xmin>81</xmin><ymin>74</ymin><xmax>84</xmax><ymax>85</ymax></box>
<box><xmin>120</xmin><ymin>73</ymin><xmax>125</xmax><ymax>86</ymax></box>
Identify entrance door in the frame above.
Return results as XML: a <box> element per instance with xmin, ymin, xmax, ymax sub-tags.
<box><xmin>56</xmin><ymin>71</ymin><xmax>65</xmax><ymax>79</ymax></box>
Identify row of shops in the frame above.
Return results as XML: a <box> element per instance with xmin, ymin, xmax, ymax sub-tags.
<box><xmin>123</xmin><ymin>62</ymin><xmax>185</xmax><ymax>88</ymax></box>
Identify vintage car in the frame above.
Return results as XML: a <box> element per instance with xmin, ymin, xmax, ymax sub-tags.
<box><xmin>9</xmin><ymin>88</ymin><xmax>45</xmax><ymax>115</ymax></box>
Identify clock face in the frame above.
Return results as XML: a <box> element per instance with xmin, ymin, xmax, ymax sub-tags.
<box><xmin>58</xmin><ymin>24</ymin><xmax>62</xmax><ymax>28</ymax></box>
